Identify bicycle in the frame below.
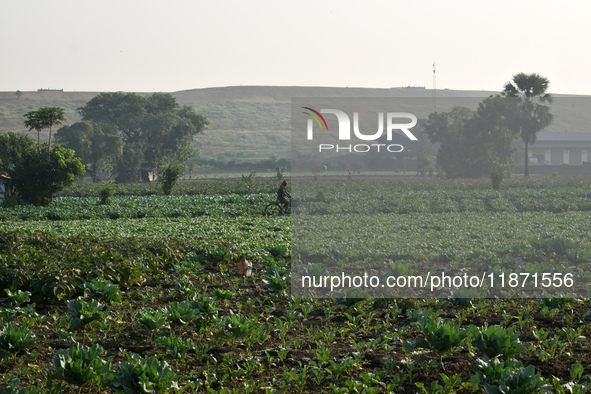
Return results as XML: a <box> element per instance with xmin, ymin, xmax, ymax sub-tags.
<box><xmin>264</xmin><ymin>199</ymin><xmax>291</xmax><ymax>216</ymax></box>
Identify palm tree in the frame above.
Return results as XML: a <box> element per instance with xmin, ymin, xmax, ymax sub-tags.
<box><xmin>502</xmin><ymin>73</ymin><xmax>553</xmax><ymax>177</ymax></box>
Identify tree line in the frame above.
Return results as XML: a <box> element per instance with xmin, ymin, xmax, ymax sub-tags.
<box><xmin>425</xmin><ymin>72</ymin><xmax>553</xmax><ymax>179</ymax></box>
<box><xmin>0</xmin><ymin>93</ymin><xmax>208</xmax><ymax>205</ymax></box>
<box><xmin>57</xmin><ymin>92</ymin><xmax>208</xmax><ymax>183</ymax></box>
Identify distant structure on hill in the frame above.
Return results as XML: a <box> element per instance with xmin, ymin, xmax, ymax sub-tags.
<box><xmin>37</xmin><ymin>88</ymin><xmax>63</xmax><ymax>91</ymax></box>
<box><xmin>392</xmin><ymin>86</ymin><xmax>425</xmax><ymax>89</ymax></box>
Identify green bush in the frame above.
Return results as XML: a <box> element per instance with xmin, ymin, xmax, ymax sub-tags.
<box><xmin>160</xmin><ymin>162</ymin><xmax>185</xmax><ymax>195</ymax></box>
<box><xmin>490</xmin><ymin>161</ymin><xmax>507</xmax><ymax>190</ymax></box>
<box><xmin>9</xmin><ymin>143</ymin><xmax>85</xmax><ymax>205</ymax></box>
<box><xmin>98</xmin><ymin>186</ymin><xmax>113</xmax><ymax>205</ymax></box>
<box><xmin>1</xmin><ymin>196</ymin><xmax>19</xmax><ymax>208</ymax></box>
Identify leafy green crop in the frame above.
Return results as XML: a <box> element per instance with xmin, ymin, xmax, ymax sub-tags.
<box><xmin>161</xmin><ymin>298</ymin><xmax>217</xmax><ymax>328</ymax></box>
<box><xmin>111</xmin><ymin>353</ymin><xmax>179</xmax><ymax>393</ymax></box>
<box><xmin>45</xmin><ymin>343</ymin><xmax>112</xmax><ymax>391</ymax></box>
<box><xmin>216</xmin><ymin>314</ymin><xmax>262</xmax><ymax>346</ymax></box>
<box><xmin>212</xmin><ymin>288</ymin><xmax>235</xmax><ymax>300</ymax></box>
<box><xmin>470</xmin><ymin>324</ymin><xmax>526</xmax><ymax>360</ymax></box>
<box><xmin>135</xmin><ymin>309</ymin><xmax>169</xmax><ymax>335</ymax></box>
<box><xmin>404</xmin><ymin>318</ymin><xmax>469</xmax><ymax>361</ymax></box>
<box><xmin>0</xmin><ymin>322</ymin><xmax>37</xmax><ymax>357</ymax></box>
<box><xmin>0</xmin><ymin>178</ymin><xmax>590</xmax><ymax>391</ymax></box>
<box><xmin>1</xmin><ymin>289</ymin><xmax>31</xmax><ymax>307</ymax></box>
<box><xmin>481</xmin><ymin>364</ymin><xmax>550</xmax><ymax>393</ymax></box>
<box><xmin>0</xmin><ymin>377</ymin><xmax>44</xmax><ymax>394</ymax></box>
<box><xmin>162</xmin><ymin>302</ymin><xmax>196</xmax><ymax>326</ymax></box>
<box><xmin>67</xmin><ymin>297</ymin><xmax>106</xmax><ymax>331</ymax></box>
<box><xmin>83</xmin><ymin>278</ymin><xmax>122</xmax><ymax>303</ymax></box>
<box><xmin>155</xmin><ymin>333</ymin><xmax>195</xmax><ymax>358</ymax></box>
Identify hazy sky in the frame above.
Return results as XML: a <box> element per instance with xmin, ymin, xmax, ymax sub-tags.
<box><xmin>3</xmin><ymin>0</ymin><xmax>590</xmax><ymax>94</ymax></box>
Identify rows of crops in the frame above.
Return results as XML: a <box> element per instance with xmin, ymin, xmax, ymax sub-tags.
<box><xmin>4</xmin><ymin>186</ymin><xmax>591</xmax><ymax>221</ymax></box>
<box><xmin>53</xmin><ymin>176</ymin><xmax>591</xmax><ymax>197</ymax></box>
<box><xmin>1</xmin><ymin>178</ymin><xmax>591</xmax><ymax>392</ymax></box>
<box><xmin>0</xmin><ymin>195</ymin><xmax>271</xmax><ymax>221</ymax></box>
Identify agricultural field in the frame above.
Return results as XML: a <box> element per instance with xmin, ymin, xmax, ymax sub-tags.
<box><xmin>1</xmin><ymin>178</ymin><xmax>591</xmax><ymax>392</ymax></box>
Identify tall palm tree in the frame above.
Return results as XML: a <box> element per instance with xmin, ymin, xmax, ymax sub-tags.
<box><xmin>502</xmin><ymin>73</ymin><xmax>553</xmax><ymax>177</ymax></box>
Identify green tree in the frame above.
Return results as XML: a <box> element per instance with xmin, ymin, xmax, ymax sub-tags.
<box><xmin>0</xmin><ymin>131</ymin><xmax>36</xmax><ymax>174</ymax></box>
<box><xmin>424</xmin><ymin>107</ymin><xmax>475</xmax><ymax>178</ymax></box>
<box><xmin>468</xmin><ymin>95</ymin><xmax>520</xmax><ymax>177</ymax></box>
<box><xmin>56</xmin><ymin>121</ymin><xmax>123</xmax><ymax>182</ymax></box>
<box><xmin>425</xmin><ymin>97</ymin><xmax>522</xmax><ymax>178</ymax></box>
<box><xmin>78</xmin><ymin>92</ymin><xmax>208</xmax><ymax>183</ymax></box>
<box><xmin>23</xmin><ymin>107</ymin><xmax>66</xmax><ymax>151</ymax></box>
<box><xmin>502</xmin><ymin>73</ymin><xmax>553</xmax><ymax>177</ymax></box>
<box><xmin>0</xmin><ymin>131</ymin><xmax>85</xmax><ymax>205</ymax></box>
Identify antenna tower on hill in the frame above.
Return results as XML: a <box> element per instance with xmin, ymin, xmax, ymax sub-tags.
<box><xmin>432</xmin><ymin>62</ymin><xmax>437</xmax><ymax>112</ymax></box>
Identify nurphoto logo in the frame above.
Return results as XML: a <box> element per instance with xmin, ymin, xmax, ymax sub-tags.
<box><xmin>302</xmin><ymin>107</ymin><xmax>418</xmax><ymax>153</ymax></box>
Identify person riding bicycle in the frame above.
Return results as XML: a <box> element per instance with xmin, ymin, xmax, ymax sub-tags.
<box><xmin>277</xmin><ymin>180</ymin><xmax>291</xmax><ymax>211</ymax></box>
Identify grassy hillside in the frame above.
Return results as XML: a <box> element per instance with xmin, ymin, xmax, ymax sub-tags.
<box><xmin>1</xmin><ymin>86</ymin><xmax>589</xmax><ymax>164</ymax></box>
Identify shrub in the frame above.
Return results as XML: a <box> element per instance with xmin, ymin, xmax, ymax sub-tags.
<box><xmin>98</xmin><ymin>186</ymin><xmax>113</xmax><ymax>205</ymax></box>
<box><xmin>9</xmin><ymin>143</ymin><xmax>85</xmax><ymax>205</ymax></box>
<box><xmin>1</xmin><ymin>196</ymin><xmax>19</xmax><ymax>208</ymax></box>
<box><xmin>490</xmin><ymin>161</ymin><xmax>507</xmax><ymax>190</ymax></box>
<box><xmin>160</xmin><ymin>162</ymin><xmax>185</xmax><ymax>195</ymax></box>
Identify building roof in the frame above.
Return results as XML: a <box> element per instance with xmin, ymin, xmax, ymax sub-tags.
<box><xmin>535</xmin><ymin>132</ymin><xmax>591</xmax><ymax>142</ymax></box>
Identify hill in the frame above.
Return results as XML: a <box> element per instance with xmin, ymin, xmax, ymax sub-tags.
<box><xmin>0</xmin><ymin>86</ymin><xmax>499</xmax><ymax>133</ymax></box>
<box><xmin>1</xmin><ymin>86</ymin><xmax>589</xmax><ymax>164</ymax></box>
